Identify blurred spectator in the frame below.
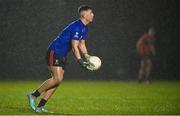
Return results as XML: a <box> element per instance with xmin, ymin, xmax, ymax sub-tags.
<box><xmin>136</xmin><ymin>28</ymin><xmax>156</xmax><ymax>84</ymax></box>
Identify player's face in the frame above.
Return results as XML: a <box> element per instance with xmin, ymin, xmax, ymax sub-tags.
<box><xmin>83</xmin><ymin>9</ymin><xmax>94</xmax><ymax>23</ymax></box>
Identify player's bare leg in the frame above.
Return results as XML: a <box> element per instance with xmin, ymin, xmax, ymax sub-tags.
<box><xmin>34</xmin><ymin>66</ymin><xmax>64</xmax><ymax>113</ymax></box>
<box><xmin>37</xmin><ymin>66</ymin><xmax>64</xmax><ymax>93</ymax></box>
<box><xmin>35</xmin><ymin>87</ymin><xmax>58</xmax><ymax>113</ymax></box>
<box><xmin>36</xmin><ymin>66</ymin><xmax>64</xmax><ymax>102</ymax></box>
<box><xmin>43</xmin><ymin>87</ymin><xmax>58</xmax><ymax>101</ymax></box>
<box><xmin>37</xmin><ymin>66</ymin><xmax>64</xmax><ymax>106</ymax></box>
<box><xmin>41</xmin><ymin>66</ymin><xmax>63</xmax><ymax>101</ymax></box>
<box><xmin>138</xmin><ymin>60</ymin><xmax>145</xmax><ymax>83</ymax></box>
<box><xmin>144</xmin><ymin>59</ymin><xmax>152</xmax><ymax>84</ymax></box>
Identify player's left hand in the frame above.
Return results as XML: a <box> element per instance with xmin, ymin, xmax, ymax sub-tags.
<box><xmin>78</xmin><ymin>58</ymin><xmax>94</xmax><ymax>71</ymax></box>
<box><xmin>78</xmin><ymin>58</ymin><xmax>88</xmax><ymax>68</ymax></box>
<box><xmin>84</xmin><ymin>53</ymin><xmax>91</xmax><ymax>61</ymax></box>
<box><xmin>86</xmin><ymin>64</ymin><xmax>95</xmax><ymax>71</ymax></box>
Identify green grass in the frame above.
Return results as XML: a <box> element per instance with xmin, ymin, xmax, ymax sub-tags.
<box><xmin>0</xmin><ymin>80</ymin><xmax>180</xmax><ymax>115</ymax></box>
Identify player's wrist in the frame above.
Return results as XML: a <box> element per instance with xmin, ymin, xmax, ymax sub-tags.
<box><xmin>78</xmin><ymin>58</ymin><xmax>83</xmax><ymax>63</ymax></box>
<box><xmin>84</xmin><ymin>53</ymin><xmax>90</xmax><ymax>60</ymax></box>
<box><xmin>78</xmin><ymin>58</ymin><xmax>86</xmax><ymax>67</ymax></box>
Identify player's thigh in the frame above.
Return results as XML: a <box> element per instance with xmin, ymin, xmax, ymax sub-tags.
<box><xmin>49</xmin><ymin>66</ymin><xmax>64</xmax><ymax>80</ymax></box>
<box><xmin>140</xmin><ymin>60</ymin><xmax>146</xmax><ymax>69</ymax></box>
<box><xmin>46</xmin><ymin>49</ymin><xmax>66</xmax><ymax>69</ymax></box>
<box><xmin>46</xmin><ymin>49</ymin><xmax>66</xmax><ymax>80</ymax></box>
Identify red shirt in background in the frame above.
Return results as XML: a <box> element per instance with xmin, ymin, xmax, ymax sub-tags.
<box><xmin>137</xmin><ymin>33</ymin><xmax>154</xmax><ymax>55</ymax></box>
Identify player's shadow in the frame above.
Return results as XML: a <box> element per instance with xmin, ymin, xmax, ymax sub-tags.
<box><xmin>2</xmin><ymin>106</ymin><xmax>32</xmax><ymax>114</ymax></box>
<box><xmin>4</xmin><ymin>106</ymin><xmax>73</xmax><ymax>115</ymax></box>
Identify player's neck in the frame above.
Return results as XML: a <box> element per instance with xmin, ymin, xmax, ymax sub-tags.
<box><xmin>80</xmin><ymin>18</ymin><xmax>89</xmax><ymax>25</ymax></box>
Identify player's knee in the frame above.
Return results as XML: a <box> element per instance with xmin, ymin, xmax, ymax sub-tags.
<box><xmin>53</xmin><ymin>76</ymin><xmax>63</xmax><ymax>85</ymax></box>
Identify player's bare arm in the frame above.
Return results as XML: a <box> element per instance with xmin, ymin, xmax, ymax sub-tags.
<box><xmin>78</xmin><ymin>40</ymin><xmax>90</xmax><ymax>59</ymax></box>
<box><xmin>72</xmin><ymin>40</ymin><xmax>89</xmax><ymax>68</ymax></box>
<box><xmin>72</xmin><ymin>40</ymin><xmax>81</xmax><ymax>60</ymax></box>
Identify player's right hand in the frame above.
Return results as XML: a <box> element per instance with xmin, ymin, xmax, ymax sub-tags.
<box><xmin>78</xmin><ymin>58</ymin><xmax>89</xmax><ymax>67</ymax></box>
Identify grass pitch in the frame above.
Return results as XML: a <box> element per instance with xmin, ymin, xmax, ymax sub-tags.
<box><xmin>0</xmin><ymin>80</ymin><xmax>179</xmax><ymax>115</ymax></box>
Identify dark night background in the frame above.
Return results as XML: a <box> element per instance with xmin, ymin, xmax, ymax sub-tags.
<box><xmin>0</xmin><ymin>0</ymin><xmax>179</xmax><ymax>80</ymax></box>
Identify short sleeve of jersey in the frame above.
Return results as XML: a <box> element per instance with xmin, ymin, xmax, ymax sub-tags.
<box><xmin>82</xmin><ymin>28</ymin><xmax>88</xmax><ymax>40</ymax></box>
<box><xmin>69</xmin><ymin>20</ymin><xmax>88</xmax><ymax>40</ymax></box>
<box><xmin>70</xmin><ymin>26</ymin><xmax>81</xmax><ymax>40</ymax></box>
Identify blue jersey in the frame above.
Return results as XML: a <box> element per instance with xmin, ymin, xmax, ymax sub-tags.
<box><xmin>48</xmin><ymin>19</ymin><xmax>88</xmax><ymax>57</ymax></box>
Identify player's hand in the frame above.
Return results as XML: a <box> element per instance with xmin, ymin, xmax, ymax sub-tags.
<box><xmin>78</xmin><ymin>58</ymin><xmax>89</xmax><ymax>67</ymax></box>
<box><xmin>84</xmin><ymin>53</ymin><xmax>91</xmax><ymax>61</ymax></box>
<box><xmin>78</xmin><ymin>58</ymin><xmax>94</xmax><ymax>71</ymax></box>
<box><xmin>86</xmin><ymin>64</ymin><xmax>95</xmax><ymax>71</ymax></box>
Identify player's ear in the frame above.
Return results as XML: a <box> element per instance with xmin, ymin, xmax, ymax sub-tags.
<box><xmin>80</xmin><ymin>11</ymin><xmax>86</xmax><ymax>18</ymax></box>
<box><xmin>81</xmin><ymin>13</ymin><xmax>84</xmax><ymax>18</ymax></box>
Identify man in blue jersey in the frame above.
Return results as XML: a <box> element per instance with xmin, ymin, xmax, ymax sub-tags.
<box><xmin>27</xmin><ymin>5</ymin><xmax>94</xmax><ymax>113</ymax></box>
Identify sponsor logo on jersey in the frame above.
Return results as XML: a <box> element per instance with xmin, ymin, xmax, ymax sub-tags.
<box><xmin>74</xmin><ymin>32</ymin><xmax>79</xmax><ymax>38</ymax></box>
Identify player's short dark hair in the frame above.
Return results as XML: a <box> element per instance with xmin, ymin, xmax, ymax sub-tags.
<box><xmin>78</xmin><ymin>5</ymin><xmax>92</xmax><ymax>16</ymax></box>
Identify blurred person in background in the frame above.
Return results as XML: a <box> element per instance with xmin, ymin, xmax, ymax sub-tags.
<box><xmin>136</xmin><ymin>28</ymin><xmax>156</xmax><ymax>84</ymax></box>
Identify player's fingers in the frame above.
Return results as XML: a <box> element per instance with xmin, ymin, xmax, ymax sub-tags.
<box><xmin>86</xmin><ymin>65</ymin><xmax>94</xmax><ymax>71</ymax></box>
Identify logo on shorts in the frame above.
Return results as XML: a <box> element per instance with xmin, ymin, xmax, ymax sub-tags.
<box><xmin>55</xmin><ymin>59</ymin><xmax>59</xmax><ymax>65</ymax></box>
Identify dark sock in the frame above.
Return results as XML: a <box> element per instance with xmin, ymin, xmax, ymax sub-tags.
<box><xmin>32</xmin><ymin>90</ymin><xmax>40</xmax><ymax>97</ymax></box>
<box><xmin>37</xmin><ymin>98</ymin><xmax>47</xmax><ymax>107</ymax></box>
